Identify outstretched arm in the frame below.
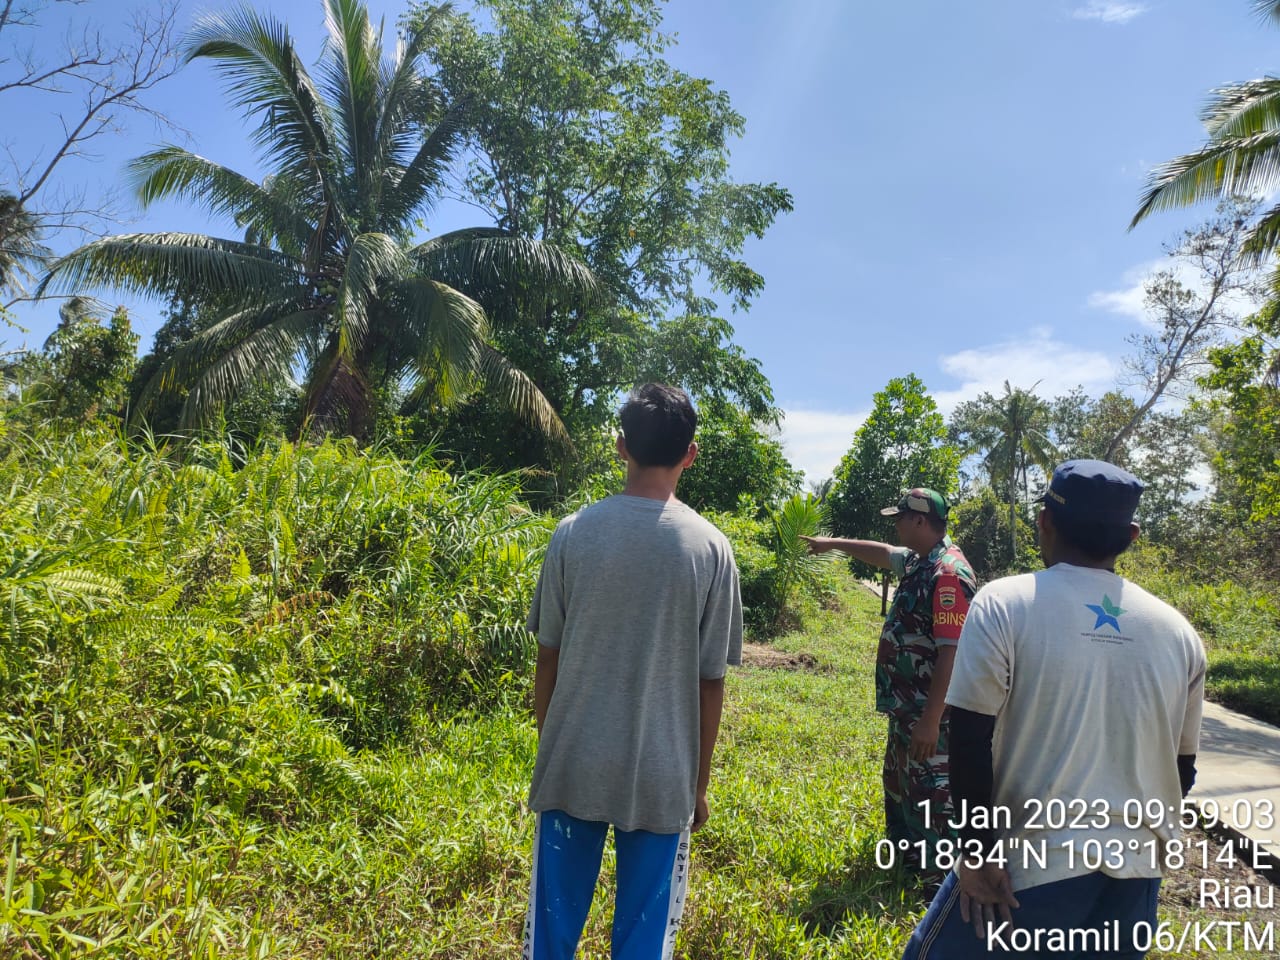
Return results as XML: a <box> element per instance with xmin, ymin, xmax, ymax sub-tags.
<box><xmin>800</xmin><ymin>535</ymin><xmax>893</xmax><ymax>569</ymax></box>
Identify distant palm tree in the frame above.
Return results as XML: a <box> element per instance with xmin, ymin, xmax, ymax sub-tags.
<box><xmin>38</xmin><ymin>0</ymin><xmax>597</xmax><ymax>440</ymax></box>
<box><xmin>0</xmin><ymin>194</ymin><xmax>52</xmax><ymax>301</ymax></box>
<box><xmin>966</xmin><ymin>382</ymin><xmax>1056</xmax><ymax>561</ymax></box>
<box><xmin>1131</xmin><ymin>1</ymin><xmax>1280</xmax><ymax>263</ymax></box>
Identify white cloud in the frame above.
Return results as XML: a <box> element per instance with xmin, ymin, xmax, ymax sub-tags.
<box><xmin>1071</xmin><ymin>1</ymin><xmax>1148</xmax><ymax>24</ymax></box>
<box><xmin>1086</xmin><ymin>258</ymin><xmax>1164</xmax><ymax>322</ymax></box>
<box><xmin>777</xmin><ymin>408</ymin><xmax>867</xmax><ymax>484</ymax></box>
<box><xmin>1087</xmin><ymin>258</ymin><xmax>1263</xmax><ymax>327</ymax></box>
<box><xmin>779</xmin><ymin>332</ymin><xmax>1117</xmax><ymax>483</ymax></box>
<box><xmin>932</xmin><ymin>331</ymin><xmax>1119</xmax><ymax>414</ymax></box>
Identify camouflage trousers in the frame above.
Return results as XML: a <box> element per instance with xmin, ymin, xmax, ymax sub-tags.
<box><xmin>883</xmin><ymin>716</ymin><xmax>956</xmax><ymax>872</ymax></box>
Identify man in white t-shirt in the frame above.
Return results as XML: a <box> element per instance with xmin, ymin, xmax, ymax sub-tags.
<box><xmin>901</xmin><ymin>459</ymin><xmax>1206</xmax><ymax>959</ymax></box>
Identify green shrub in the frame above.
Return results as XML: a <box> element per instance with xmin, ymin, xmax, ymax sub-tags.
<box><xmin>1119</xmin><ymin>542</ymin><xmax>1280</xmax><ymax>724</ymax></box>
<box><xmin>706</xmin><ymin>509</ymin><xmax>778</xmax><ymax>637</ymax></box>
<box><xmin>0</xmin><ymin>411</ymin><xmax>552</xmax><ymax>954</ymax></box>
<box><xmin>706</xmin><ymin>498</ymin><xmax>838</xmax><ymax>639</ymax></box>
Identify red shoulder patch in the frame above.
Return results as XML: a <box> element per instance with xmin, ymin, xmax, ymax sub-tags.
<box><xmin>932</xmin><ymin>572</ymin><xmax>970</xmax><ymax>641</ymax></box>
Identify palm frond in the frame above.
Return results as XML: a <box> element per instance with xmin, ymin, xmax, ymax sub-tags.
<box><xmin>477</xmin><ymin>343</ymin><xmax>570</xmax><ymax>448</ymax></box>
<box><xmin>336</xmin><ymin>232</ymin><xmax>409</xmax><ymax>359</ymax></box>
<box><xmin>1242</xmin><ymin>200</ymin><xmax>1280</xmax><ymax>264</ymax></box>
<box><xmin>411</xmin><ymin>233</ymin><xmax>600</xmax><ymax>305</ymax></box>
<box><xmin>373</xmin><ymin>4</ymin><xmax>451</xmax><ymax>180</ymax></box>
<box><xmin>129</xmin><ymin>147</ymin><xmax>315</xmax><ymax>254</ymax></box>
<box><xmin>772</xmin><ymin>493</ymin><xmax>830</xmax><ymax>603</ymax></box>
<box><xmin>1132</xmin><ymin>131</ymin><xmax>1280</xmax><ymax>228</ymax></box>
<box><xmin>1201</xmin><ymin>78</ymin><xmax>1280</xmax><ymax>139</ymax></box>
<box><xmin>133</xmin><ymin>302</ymin><xmax>315</xmax><ymax>419</ymax></box>
<box><xmin>407</xmin><ymin>227</ymin><xmax>507</xmax><ymax>258</ymax></box>
<box><xmin>379</xmin><ymin>105</ymin><xmax>466</xmax><ymax>231</ymax></box>
<box><xmin>1253</xmin><ymin>1</ymin><xmax>1280</xmax><ymax>26</ymax></box>
<box><xmin>387</xmin><ymin>277</ymin><xmax>487</xmax><ymax>397</ymax></box>
<box><xmin>179</xmin><ymin>309</ymin><xmax>318</xmax><ymax>428</ymax></box>
<box><xmin>320</xmin><ymin>0</ymin><xmax>381</xmax><ymax>206</ymax></box>
<box><xmin>36</xmin><ymin>233</ymin><xmax>303</xmax><ymax>302</ymax></box>
<box><xmin>0</xmin><ymin>193</ymin><xmax>52</xmax><ymax>295</ymax></box>
<box><xmin>184</xmin><ymin>5</ymin><xmax>338</xmax><ymax>212</ymax></box>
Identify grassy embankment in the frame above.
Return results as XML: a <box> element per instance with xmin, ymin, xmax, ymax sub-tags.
<box><xmin>2</xmin><ymin>417</ymin><xmax>1275</xmax><ymax>957</ymax></box>
<box><xmin>1118</xmin><ymin>545</ymin><xmax>1280</xmax><ymax>727</ymax></box>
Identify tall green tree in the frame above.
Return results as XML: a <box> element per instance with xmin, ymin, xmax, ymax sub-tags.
<box><xmin>38</xmin><ymin>0</ymin><xmax>596</xmax><ymax>442</ymax></box>
<box><xmin>1047</xmin><ymin>387</ymin><xmax>1210</xmax><ymax>544</ymax></box>
<box><xmin>826</xmin><ymin>375</ymin><xmax>960</xmax><ymax>565</ymax></box>
<box><xmin>1201</xmin><ymin>302</ymin><xmax>1280</xmax><ymax>524</ymax></box>
<box><xmin>677</xmin><ymin>398</ymin><xmax>801</xmax><ymax>516</ymax></box>
<box><xmin>1049</xmin><ymin>387</ymin><xmax>1137</xmax><ymax>463</ymax></box>
<box><xmin>948</xmin><ymin>483</ymin><xmax>1036</xmax><ymax>579</ymax></box>
<box><xmin>416</xmin><ymin>0</ymin><xmax>790</xmax><ymax>476</ymax></box>
<box><xmin>16</xmin><ymin>297</ymin><xmax>139</xmax><ymax>422</ymax></box>
<box><xmin>950</xmin><ymin>382</ymin><xmax>1055</xmax><ymax>561</ymax></box>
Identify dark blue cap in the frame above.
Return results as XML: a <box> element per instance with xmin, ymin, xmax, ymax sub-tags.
<box><xmin>1038</xmin><ymin>459</ymin><xmax>1143</xmax><ymax>526</ymax></box>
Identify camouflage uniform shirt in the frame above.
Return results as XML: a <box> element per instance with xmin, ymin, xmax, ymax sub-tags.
<box><xmin>875</xmin><ymin>536</ymin><xmax>977</xmax><ymax>721</ymax></box>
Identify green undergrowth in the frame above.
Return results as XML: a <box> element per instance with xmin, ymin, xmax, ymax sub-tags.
<box><xmin>1119</xmin><ymin>544</ymin><xmax>1280</xmax><ymax>726</ymax></box>
<box><xmin>2</xmin><ymin>413</ymin><xmax>1266</xmax><ymax>957</ymax></box>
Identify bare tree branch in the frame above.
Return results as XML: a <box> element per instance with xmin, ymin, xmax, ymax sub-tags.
<box><xmin>0</xmin><ymin>0</ymin><xmax>182</xmax><ymax>280</ymax></box>
<box><xmin>1104</xmin><ymin>200</ymin><xmax>1268</xmax><ymax>460</ymax></box>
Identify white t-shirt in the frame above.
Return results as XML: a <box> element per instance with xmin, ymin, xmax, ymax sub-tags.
<box><xmin>946</xmin><ymin>562</ymin><xmax>1206</xmax><ymax>891</ymax></box>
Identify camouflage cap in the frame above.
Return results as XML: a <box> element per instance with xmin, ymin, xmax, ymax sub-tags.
<box><xmin>880</xmin><ymin>487</ymin><xmax>949</xmax><ymax>521</ymax></box>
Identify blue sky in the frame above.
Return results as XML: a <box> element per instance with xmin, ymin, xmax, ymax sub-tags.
<box><xmin>5</xmin><ymin>0</ymin><xmax>1278</xmax><ymax>480</ymax></box>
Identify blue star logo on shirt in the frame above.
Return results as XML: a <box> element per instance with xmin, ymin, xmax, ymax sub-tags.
<box><xmin>1086</xmin><ymin>595</ymin><xmax>1125</xmax><ymax>632</ymax></box>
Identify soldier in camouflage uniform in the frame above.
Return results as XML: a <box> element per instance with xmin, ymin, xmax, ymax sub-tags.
<box><xmin>804</xmin><ymin>488</ymin><xmax>976</xmax><ymax>879</ymax></box>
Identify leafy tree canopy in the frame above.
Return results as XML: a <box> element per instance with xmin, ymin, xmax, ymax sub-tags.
<box><xmin>39</xmin><ymin>0</ymin><xmax>597</xmax><ymax>444</ymax></box>
<box><xmin>678</xmin><ymin>397</ymin><xmax>801</xmax><ymax>516</ymax></box>
<box><xmin>1201</xmin><ymin>299</ymin><xmax>1280</xmax><ymax>523</ymax></box>
<box><xmin>415</xmin><ymin>0</ymin><xmax>791</xmax><ymax>477</ymax></box>
<box><xmin>826</xmin><ymin>374</ymin><xmax>959</xmax><ymax>559</ymax></box>
<box><xmin>15</xmin><ymin>297</ymin><xmax>139</xmax><ymax>422</ymax></box>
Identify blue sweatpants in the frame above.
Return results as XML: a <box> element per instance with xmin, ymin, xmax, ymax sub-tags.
<box><xmin>902</xmin><ymin>869</ymin><xmax>1161</xmax><ymax>959</ymax></box>
<box><xmin>522</xmin><ymin>809</ymin><xmax>691</xmax><ymax>960</ymax></box>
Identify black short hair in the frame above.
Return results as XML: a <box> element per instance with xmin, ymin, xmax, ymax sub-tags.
<box><xmin>619</xmin><ymin>383</ymin><xmax>696</xmax><ymax>468</ymax></box>
<box><xmin>1049</xmin><ymin>509</ymin><xmax>1134</xmax><ymax>562</ymax></box>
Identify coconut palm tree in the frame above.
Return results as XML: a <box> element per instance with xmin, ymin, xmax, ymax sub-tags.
<box><xmin>0</xmin><ymin>194</ymin><xmax>52</xmax><ymax>301</ymax></box>
<box><xmin>956</xmin><ymin>382</ymin><xmax>1056</xmax><ymax>562</ymax></box>
<box><xmin>38</xmin><ymin>0</ymin><xmax>597</xmax><ymax>440</ymax></box>
<box><xmin>1130</xmin><ymin>1</ymin><xmax>1280</xmax><ymax>262</ymax></box>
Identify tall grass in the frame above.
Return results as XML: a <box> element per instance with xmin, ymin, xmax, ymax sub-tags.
<box><xmin>1118</xmin><ymin>543</ymin><xmax>1280</xmax><ymax>725</ymax></box>
<box><xmin>0</xmin><ymin>412</ymin><xmax>551</xmax><ymax>956</ymax></box>
<box><xmin>1</xmin><ymin>414</ymin><xmax>1262</xmax><ymax>956</ymax></box>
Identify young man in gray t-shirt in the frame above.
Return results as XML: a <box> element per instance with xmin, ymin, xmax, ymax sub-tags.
<box><xmin>521</xmin><ymin>383</ymin><xmax>743</xmax><ymax>960</ymax></box>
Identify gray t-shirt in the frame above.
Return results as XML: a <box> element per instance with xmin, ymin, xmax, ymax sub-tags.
<box><xmin>527</xmin><ymin>494</ymin><xmax>743</xmax><ymax>833</ymax></box>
